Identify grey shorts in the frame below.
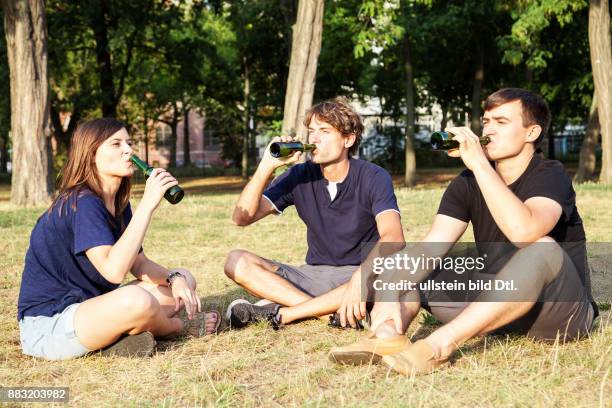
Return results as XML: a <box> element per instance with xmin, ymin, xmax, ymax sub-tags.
<box><xmin>19</xmin><ymin>303</ymin><xmax>92</xmax><ymax>360</ymax></box>
<box><xmin>269</xmin><ymin>261</ymin><xmax>358</xmax><ymax>297</ymax></box>
<box><xmin>420</xmin><ymin>256</ymin><xmax>596</xmax><ymax>342</ymax></box>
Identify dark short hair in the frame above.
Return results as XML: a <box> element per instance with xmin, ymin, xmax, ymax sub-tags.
<box><xmin>484</xmin><ymin>88</ymin><xmax>551</xmax><ymax>146</ymax></box>
<box><xmin>303</xmin><ymin>96</ymin><xmax>364</xmax><ymax>156</ymax></box>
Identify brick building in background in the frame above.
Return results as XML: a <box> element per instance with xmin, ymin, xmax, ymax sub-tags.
<box><xmin>135</xmin><ymin>110</ymin><xmax>225</xmax><ymax>168</ymax></box>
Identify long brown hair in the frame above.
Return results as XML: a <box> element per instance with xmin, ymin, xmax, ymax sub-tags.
<box><xmin>50</xmin><ymin>118</ymin><xmax>131</xmax><ymax>225</ymax></box>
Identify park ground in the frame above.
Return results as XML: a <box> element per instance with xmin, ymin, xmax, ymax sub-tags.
<box><xmin>0</xmin><ymin>169</ymin><xmax>610</xmax><ymax>407</ymax></box>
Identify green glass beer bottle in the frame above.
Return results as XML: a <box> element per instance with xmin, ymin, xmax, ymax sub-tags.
<box><xmin>430</xmin><ymin>131</ymin><xmax>491</xmax><ymax>150</ymax></box>
<box><xmin>269</xmin><ymin>142</ymin><xmax>317</xmax><ymax>158</ymax></box>
<box><xmin>130</xmin><ymin>154</ymin><xmax>185</xmax><ymax>204</ymax></box>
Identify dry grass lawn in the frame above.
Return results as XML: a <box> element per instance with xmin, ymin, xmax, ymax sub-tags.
<box><xmin>0</xmin><ymin>173</ymin><xmax>610</xmax><ymax>407</ymax></box>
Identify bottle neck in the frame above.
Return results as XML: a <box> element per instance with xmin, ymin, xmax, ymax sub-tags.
<box><xmin>130</xmin><ymin>155</ymin><xmax>152</xmax><ymax>172</ymax></box>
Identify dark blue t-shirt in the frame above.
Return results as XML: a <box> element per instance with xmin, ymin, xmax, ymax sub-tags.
<box><xmin>17</xmin><ymin>190</ymin><xmax>135</xmax><ymax>320</ymax></box>
<box><xmin>263</xmin><ymin>158</ymin><xmax>399</xmax><ymax>266</ymax></box>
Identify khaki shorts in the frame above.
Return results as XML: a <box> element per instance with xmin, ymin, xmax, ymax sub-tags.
<box><xmin>269</xmin><ymin>261</ymin><xmax>358</xmax><ymax>297</ymax></box>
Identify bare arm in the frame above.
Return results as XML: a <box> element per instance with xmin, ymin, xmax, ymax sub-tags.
<box><xmin>85</xmin><ymin>168</ymin><xmax>177</xmax><ymax>284</ymax></box>
<box><xmin>130</xmin><ymin>251</ymin><xmax>170</xmax><ymax>285</ymax></box>
<box><xmin>232</xmin><ymin>136</ymin><xmax>302</xmax><ymax>226</ymax></box>
<box><xmin>232</xmin><ymin>166</ymin><xmax>278</xmax><ymax>226</ymax></box>
<box><xmin>446</xmin><ymin>126</ymin><xmax>562</xmax><ymax>244</ymax></box>
<box><xmin>471</xmin><ymin>163</ymin><xmax>562</xmax><ymax>243</ymax></box>
<box><xmin>368</xmin><ymin>214</ymin><xmax>468</xmax><ymax>332</ymax></box>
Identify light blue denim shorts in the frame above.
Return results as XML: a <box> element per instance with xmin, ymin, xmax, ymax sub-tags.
<box><xmin>19</xmin><ymin>303</ymin><xmax>92</xmax><ymax>360</ymax></box>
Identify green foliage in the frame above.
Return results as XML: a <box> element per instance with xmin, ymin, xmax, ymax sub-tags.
<box><xmin>499</xmin><ymin>0</ymin><xmax>587</xmax><ymax>69</ymax></box>
<box><xmin>354</xmin><ymin>0</ymin><xmax>404</xmax><ymax>58</ymax></box>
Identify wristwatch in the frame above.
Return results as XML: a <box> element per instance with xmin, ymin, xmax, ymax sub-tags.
<box><xmin>166</xmin><ymin>271</ymin><xmax>185</xmax><ymax>288</ymax></box>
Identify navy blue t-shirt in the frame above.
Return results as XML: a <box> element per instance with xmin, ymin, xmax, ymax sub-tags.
<box><xmin>263</xmin><ymin>158</ymin><xmax>399</xmax><ymax>266</ymax></box>
<box><xmin>17</xmin><ymin>190</ymin><xmax>135</xmax><ymax>320</ymax></box>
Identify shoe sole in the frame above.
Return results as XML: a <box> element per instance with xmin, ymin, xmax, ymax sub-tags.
<box><xmin>100</xmin><ymin>331</ymin><xmax>156</xmax><ymax>358</ymax></box>
<box><xmin>225</xmin><ymin>298</ymin><xmax>252</xmax><ymax>322</ymax></box>
<box><xmin>329</xmin><ymin>350</ymin><xmax>382</xmax><ymax>365</ymax></box>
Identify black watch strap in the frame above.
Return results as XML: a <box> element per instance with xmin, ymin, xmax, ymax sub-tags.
<box><xmin>166</xmin><ymin>271</ymin><xmax>184</xmax><ymax>288</ymax></box>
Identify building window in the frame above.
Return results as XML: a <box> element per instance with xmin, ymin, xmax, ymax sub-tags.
<box><xmin>156</xmin><ymin>124</ymin><xmax>171</xmax><ymax>149</ymax></box>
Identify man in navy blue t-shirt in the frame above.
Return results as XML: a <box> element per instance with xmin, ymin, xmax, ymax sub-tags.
<box><xmin>224</xmin><ymin>97</ymin><xmax>404</xmax><ymax>328</ymax></box>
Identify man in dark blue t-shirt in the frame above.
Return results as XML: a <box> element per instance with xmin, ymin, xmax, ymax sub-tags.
<box><xmin>224</xmin><ymin>97</ymin><xmax>404</xmax><ymax>328</ymax></box>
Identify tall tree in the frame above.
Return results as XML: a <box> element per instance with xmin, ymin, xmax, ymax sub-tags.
<box><xmin>2</xmin><ymin>0</ymin><xmax>52</xmax><ymax>205</ymax></box>
<box><xmin>575</xmin><ymin>92</ymin><xmax>599</xmax><ymax>182</ymax></box>
<box><xmin>282</xmin><ymin>0</ymin><xmax>324</xmax><ymax>142</ymax></box>
<box><xmin>0</xmin><ymin>9</ymin><xmax>10</xmax><ymax>174</ymax></box>
<box><xmin>499</xmin><ymin>0</ymin><xmax>595</xmax><ymax>161</ymax></box>
<box><xmin>589</xmin><ymin>0</ymin><xmax>612</xmax><ymax>183</ymax></box>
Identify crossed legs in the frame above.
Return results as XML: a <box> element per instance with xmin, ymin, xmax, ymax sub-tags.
<box><xmin>372</xmin><ymin>237</ymin><xmax>587</xmax><ymax>359</ymax></box>
<box><xmin>74</xmin><ymin>278</ymin><xmax>216</xmax><ymax>351</ymax></box>
<box><xmin>224</xmin><ymin>249</ymin><xmax>348</xmax><ymax>324</ymax></box>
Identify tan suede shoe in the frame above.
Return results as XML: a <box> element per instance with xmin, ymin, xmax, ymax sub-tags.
<box><xmin>381</xmin><ymin>339</ymin><xmax>449</xmax><ymax>375</ymax></box>
<box><xmin>329</xmin><ymin>333</ymin><xmax>409</xmax><ymax>365</ymax></box>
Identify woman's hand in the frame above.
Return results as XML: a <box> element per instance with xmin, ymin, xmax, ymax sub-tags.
<box><xmin>140</xmin><ymin>168</ymin><xmax>179</xmax><ymax>212</ymax></box>
<box><xmin>169</xmin><ymin>269</ymin><xmax>201</xmax><ymax>320</ymax></box>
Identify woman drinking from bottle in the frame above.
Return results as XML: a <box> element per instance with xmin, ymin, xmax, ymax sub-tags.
<box><xmin>17</xmin><ymin>118</ymin><xmax>219</xmax><ymax>360</ymax></box>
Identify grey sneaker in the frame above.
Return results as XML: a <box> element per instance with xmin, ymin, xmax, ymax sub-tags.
<box><xmin>226</xmin><ymin>299</ymin><xmax>281</xmax><ymax>329</ymax></box>
<box><xmin>99</xmin><ymin>331</ymin><xmax>156</xmax><ymax>358</ymax></box>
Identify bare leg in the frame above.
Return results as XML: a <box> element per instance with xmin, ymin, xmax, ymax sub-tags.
<box><xmin>224</xmin><ymin>249</ymin><xmax>312</xmax><ymax>306</ymax></box>
<box><xmin>424</xmin><ymin>237</ymin><xmax>564</xmax><ymax>358</ymax></box>
<box><xmin>128</xmin><ymin>280</ymin><xmax>218</xmax><ymax>334</ymax></box>
<box><xmin>73</xmin><ymin>285</ymin><xmax>184</xmax><ymax>351</ymax></box>
<box><xmin>372</xmin><ymin>290</ymin><xmax>422</xmax><ymax>338</ymax></box>
<box><xmin>278</xmin><ymin>284</ymin><xmax>348</xmax><ymax>324</ymax></box>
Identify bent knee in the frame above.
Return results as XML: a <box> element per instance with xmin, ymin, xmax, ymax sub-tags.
<box><xmin>117</xmin><ymin>286</ymin><xmax>160</xmax><ymax>319</ymax></box>
<box><xmin>224</xmin><ymin>249</ymin><xmax>253</xmax><ymax>282</ymax></box>
<box><xmin>521</xmin><ymin>236</ymin><xmax>564</xmax><ymax>278</ymax></box>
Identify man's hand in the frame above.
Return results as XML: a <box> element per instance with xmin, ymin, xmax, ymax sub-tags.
<box><xmin>337</xmin><ymin>271</ymin><xmax>367</xmax><ymax>328</ymax></box>
<box><xmin>259</xmin><ymin>136</ymin><xmax>303</xmax><ymax>172</ymax></box>
<box><xmin>369</xmin><ymin>301</ymin><xmax>405</xmax><ymax>335</ymax></box>
<box><xmin>445</xmin><ymin>126</ymin><xmax>490</xmax><ymax>171</ymax></box>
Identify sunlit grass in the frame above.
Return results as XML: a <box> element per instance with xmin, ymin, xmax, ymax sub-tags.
<box><xmin>0</xmin><ymin>174</ymin><xmax>610</xmax><ymax>407</ymax></box>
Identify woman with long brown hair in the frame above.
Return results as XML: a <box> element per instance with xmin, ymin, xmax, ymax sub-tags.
<box><xmin>17</xmin><ymin>118</ymin><xmax>219</xmax><ymax>360</ymax></box>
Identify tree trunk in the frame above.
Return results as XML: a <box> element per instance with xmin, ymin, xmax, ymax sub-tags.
<box><xmin>441</xmin><ymin>107</ymin><xmax>448</xmax><ymax>131</ymax></box>
<box><xmin>183</xmin><ymin>107</ymin><xmax>191</xmax><ymax>167</ymax></box>
<box><xmin>403</xmin><ymin>34</ymin><xmax>416</xmax><ymax>187</ymax></box>
<box><xmin>241</xmin><ymin>61</ymin><xmax>250</xmax><ymax>179</ymax></box>
<box><xmin>168</xmin><ymin>103</ymin><xmax>179</xmax><ymax>169</ymax></box>
<box><xmin>548</xmin><ymin>131</ymin><xmax>555</xmax><ymax>159</ymax></box>
<box><xmin>89</xmin><ymin>0</ymin><xmax>116</xmax><ymax>117</ymax></box>
<box><xmin>0</xmin><ymin>133</ymin><xmax>7</xmax><ymax>173</ymax></box>
<box><xmin>281</xmin><ymin>0</ymin><xmax>324</xmax><ymax>142</ymax></box>
<box><xmin>575</xmin><ymin>92</ymin><xmax>599</xmax><ymax>183</ymax></box>
<box><xmin>589</xmin><ymin>0</ymin><xmax>612</xmax><ymax>183</ymax></box>
<box><xmin>142</xmin><ymin>107</ymin><xmax>149</xmax><ymax>163</ymax></box>
<box><xmin>2</xmin><ymin>0</ymin><xmax>53</xmax><ymax>205</ymax></box>
<box><xmin>471</xmin><ymin>45</ymin><xmax>484</xmax><ymax>133</ymax></box>
<box><xmin>50</xmin><ymin>106</ymin><xmax>79</xmax><ymax>153</ymax></box>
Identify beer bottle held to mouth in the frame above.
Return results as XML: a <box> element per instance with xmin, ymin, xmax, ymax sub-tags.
<box><xmin>130</xmin><ymin>154</ymin><xmax>185</xmax><ymax>204</ymax></box>
<box><xmin>430</xmin><ymin>131</ymin><xmax>491</xmax><ymax>151</ymax></box>
<box><xmin>269</xmin><ymin>142</ymin><xmax>317</xmax><ymax>158</ymax></box>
